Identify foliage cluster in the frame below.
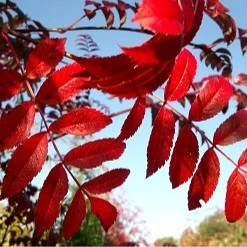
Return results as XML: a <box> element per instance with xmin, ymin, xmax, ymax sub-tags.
<box><xmin>0</xmin><ymin>0</ymin><xmax>247</xmax><ymax>244</ymax></box>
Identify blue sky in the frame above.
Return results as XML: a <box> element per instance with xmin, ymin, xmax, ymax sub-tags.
<box><xmin>16</xmin><ymin>0</ymin><xmax>247</xmax><ymax>242</ymax></box>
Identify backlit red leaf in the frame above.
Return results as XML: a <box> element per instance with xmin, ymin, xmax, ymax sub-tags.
<box><xmin>98</xmin><ymin>62</ymin><xmax>174</xmax><ymax>99</ymax></box>
<box><xmin>1</xmin><ymin>132</ymin><xmax>48</xmax><ymax>199</ymax></box>
<box><xmin>26</xmin><ymin>38</ymin><xmax>66</xmax><ymax>80</ymax></box>
<box><xmin>181</xmin><ymin>0</ymin><xmax>195</xmax><ymax>33</ymax></box>
<box><xmin>36</xmin><ymin>62</ymin><xmax>90</xmax><ymax>105</ymax></box>
<box><xmin>33</xmin><ymin>164</ymin><xmax>68</xmax><ymax>241</ymax></box>
<box><xmin>64</xmin><ymin>138</ymin><xmax>126</xmax><ymax>169</ymax></box>
<box><xmin>82</xmin><ymin>168</ymin><xmax>130</xmax><ymax>194</ymax></box>
<box><xmin>49</xmin><ymin>107</ymin><xmax>112</xmax><ymax>136</ymax></box>
<box><xmin>188</xmin><ymin>148</ymin><xmax>220</xmax><ymax>210</ymax></box>
<box><xmin>89</xmin><ymin>196</ymin><xmax>117</xmax><ymax>232</ymax></box>
<box><xmin>225</xmin><ymin>169</ymin><xmax>247</xmax><ymax>222</ymax></box>
<box><xmin>183</xmin><ymin>0</ymin><xmax>204</xmax><ymax>45</ymax></box>
<box><xmin>118</xmin><ymin>97</ymin><xmax>146</xmax><ymax>141</ymax></box>
<box><xmin>63</xmin><ymin>189</ymin><xmax>86</xmax><ymax>240</ymax></box>
<box><xmin>165</xmin><ymin>49</ymin><xmax>197</xmax><ymax>101</ymax></box>
<box><xmin>213</xmin><ymin>110</ymin><xmax>247</xmax><ymax>146</ymax></box>
<box><xmin>238</xmin><ymin>149</ymin><xmax>247</xmax><ymax>167</ymax></box>
<box><xmin>122</xmin><ymin>34</ymin><xmax>182</xmax><ymax>65</ymax></box>
<box><xmin>189</xmin><ymin>76</ymin><xmax>233</xmax><ymax>121</ymax></box>
<box><xmin>132</xmin><ymin>0</ymin><xmax>184</xmax><ymax>35</ymax></box>
<box><xmin>0</xmin><ymin>101</ymin><xmax>35</xmax><ymax>152</ymax></box>
<box><xmin>169</xmin><ymin>125</ymin><xmax>199</xmax><ymax>188</ymax></box>
<box><xmin>0</xmin><ymin>69</ymin><xmax>24</xmax><ymax>102</ymax></box>
<box><xmin>75</xmin><ymin>54</ymin><xmax>136</xmax><ymax>77</ymax></box>
<box><xmin>146</xmin><ymin>107</ymin><xmax>175</xmax><ymax>178</ymax></box>
<box><xmin>77</xmin><ymin>35</ymin><xmax>180</xmax><ymax>99</ymax></box>
<box><xmin>87</xmin><ymin>63</ymin><xmax>147</xmax><ymax>88</ymax></box>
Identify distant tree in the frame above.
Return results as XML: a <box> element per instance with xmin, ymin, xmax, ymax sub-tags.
<box><xmin>69</xmin><ymin>213</ymin><xmax>104</xmax><ymax>246</ymax></box>
<box><xmin>180</xmin><ymin>210</ymin><xmax>247</xmax><ymax>246</ymax></box>
<box><xmin>154</xmin><ymin>236</ymin><xmax>178</xmax><ymax>246</ymax></box>
<box><xmin>104</xmin><ymin>191</ymin><xmax>150</xmax><ymax>246</ymax></box>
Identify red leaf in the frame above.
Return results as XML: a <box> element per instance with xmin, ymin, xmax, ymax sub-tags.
<box><xmin>118</xmin><ymin>97</ymin><xmax>146</xmax><ymax>141</ymax></box>
<box><xmin>132</xmin><ymin>0</ymin><xmax>184</xmax><ymax>35</ymax></box>
<box><xmin>121</xmin><ymin>34</ymin><xmax>182</xmax><ymax>65</ymax></box>
<box><xmin>165</xmin><ymin>49</ymin><xmax>197</xmax><ymax>101</ymax></box>
<box><xmin>188</xmin><ymin>148</ymin><xmax>220</xmax><ymax>210</ymax></box>
<box><xmin>213</xmin><ymin>110</ymin><xmax>247</xmax><ymax>146</ymax></box>
<box><xmin>169</xmin><ymin>125</ymin><xmax>199</xmax><ymax>188</ymax></box>
<box><xmin>75</xmin><ymin>54</ymin><xmax>136</xmax><ymax>77</ymax></box>
<box><xmin>98</xmin><ymin>62</ymin><xmax>174</xmax><ymax>99</ymax></box>
<box><xmin>238</xmin><ymin>149</ymin><xmax>247</xmax><ymax>167</ymax></box>
<box><xmin>183</xmin><ymin>0</ymin><xmax>204</xmax><ymax>45</ymax></box>
<box><xmin>0</xmin><ymin>101</ymin><xmax>35</xmax><ymax>152</ymax></box>
<box><xmin>33</xmin><ymin>164</ymin><xmax>68</xmax><ymax>241</ymax></box>
<box><xmin>26</xmin><ymin>38</ymin><xmax>66</xmax><ymax>80</ymax></box>
<box><xmin>63</xmin><ymin>189</ymin><xmax>86</xmax><ymax>240</ymax></box>
<box><xmin>49</xmin><ymin>107</ymin><xmax>112</xmax><ymax>136</ymax></box>
<box><xmin>225</xmin><ymin>169</ymin><xmax>247</xmax><ymax>222</ymax></box>
<box><xmin>77</xmin><ymin>36</ymin><xmax>180</xmax><ymax>99</ymax></box>
<box><xmin>235</xmin><ymin>73</ymin><xmax>247</xmax><ymax>86</ymax></box>
<box><xmin>181</xmin><ymin>0</ymin><xmax>195</xmax><ymax>33</ymax></box>
<box><xmin>146</xmin><ymin>107</ymin><xmax>175</xmax><ymax>178</ymax></box>
<box><xmin>0</xmin><ymin>69</ymin><xmax>23</xmax><ymax>102</ymax></box>
<box><xmin>64</xmin><ymin>138</ymin><xmax>126</xmax><ymax>169</ymax></box>
<box><xmin>89</xmin><ymin>196</ymin><xmax>117</xmax><ymax>232</ymax></box>
<box><xmin>188</xmin><ymin>76</ymin><xmax>233</xmax><ymax>121</ymax></box>
<box><xmin>82</xmin><ymin>168</ymin><xmax>130</xmax><ymax>194</ymax></box>
<box><xmin>93</xmin><ymin>64</ymin><xmax>149</xmax><ymax>88</ymax></box>
<box><xmin>36</xmin><ymin>62</ymin><xmax>90</xmax><ymax>105</ymax></box>
<box><xmin>1</xmin><ymin>132</ymin><xmax>48</xmax><ymax>199</ymax></box>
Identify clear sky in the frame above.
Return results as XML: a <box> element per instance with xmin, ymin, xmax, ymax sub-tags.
<box><xmin>15</xmin><ymin>0</ymin><xmax>247</xmax><ymax>243</ymax></box>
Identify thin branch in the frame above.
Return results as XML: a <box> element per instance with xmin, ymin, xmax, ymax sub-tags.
<box><xmin>15</xmin><ymin>25</ymin><xmax>153</xmax><ymax>35</ymax></box>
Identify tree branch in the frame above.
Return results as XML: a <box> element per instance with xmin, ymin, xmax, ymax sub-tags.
<box><xmin>15</xmin><ymin>26</ymin><xmax>153</xmax><ymax>35</ymax></box>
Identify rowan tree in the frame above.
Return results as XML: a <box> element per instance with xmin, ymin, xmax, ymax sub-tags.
<box><xmin>0</xmin><ymin>0</ymin><xmax>247</xmax><ymax>244</ymax></box>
